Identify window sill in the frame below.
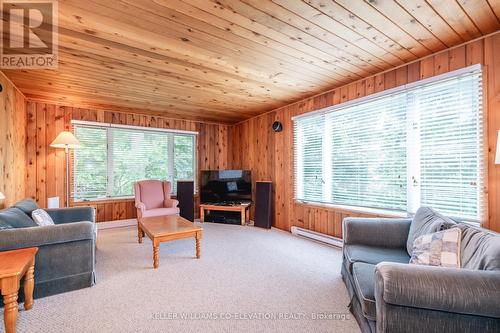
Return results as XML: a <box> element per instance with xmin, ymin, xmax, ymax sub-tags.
<box><xmin>294</xmin><ymin>200</ymin><xmax>409</xmax><ymax>218</ymax></box>
<box><xmin>73</xmin><ymin>193</ymin><xmax>199</xmax><ymax>204</ymax></box>
<box><xmin>73</xmin><ymin>196</ymin><xmax>135</xmax><ymax>204</ymax></box>
<box><xmin>294</xmin><ymin>201</ymin><xmax>486</xmax><ymax>226</ymax></box>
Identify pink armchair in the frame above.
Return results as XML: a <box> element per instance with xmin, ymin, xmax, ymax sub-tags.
<box><xmin>134</xmin><ymin>180</ymin><xmax>179</xmax><ymax>218</ymax></box>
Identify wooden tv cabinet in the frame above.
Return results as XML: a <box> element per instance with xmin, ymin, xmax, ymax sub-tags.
<box><xmin>199</xmin><ymin>203</ymin><xmax>251</xmax><ymax>225</ymax></box>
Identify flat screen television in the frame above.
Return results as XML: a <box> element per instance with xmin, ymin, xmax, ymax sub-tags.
<box><xmin>200</xmin><ymin>170</ymin><xmax>252</xmax><ymax>204</ymax></box>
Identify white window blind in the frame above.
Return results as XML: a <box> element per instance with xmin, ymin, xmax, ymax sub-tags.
<box><xmin>73</xmin><ymin>126</ymin><xmax>107</xmax><ymax>199</ymax></box>
<box><xmin>174</xmin><ymin>135</ymin><xmax>196</xmax><ymax>192</ymax></box>
<box><xmin>415</xmin><ymin>72</ymin><xmax>484</xmax><ymax>220</ymax></box>
<box><xmin>110</xmin><ymin>128</ymin><xmax>170</xmax><ymax>197</ymax></box>
<box><xmin>294</xmin><ymin>114</ymin><xmax>324</xmax><ymax>202</ymax></box>
<box><xmin>328</xmin><ymin>93</ymin><xmax>408</xmax><ymax>210</ymax></box>
<box><xmin>293</xmin><ymin>65</ymin><xmax>485</xmax><ymax>222</ymax></box>
<box><xmin>73</xmin><ymin>123</ymin><xmax>196</xmax><ymax>201</ymax></box>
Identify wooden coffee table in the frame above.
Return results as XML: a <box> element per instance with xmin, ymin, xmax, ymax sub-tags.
<box><xmin>0</xmin><ymin>247</ymin><xmax>38</xmax><ymax>333</ymax></box>
<box><xmin>137</xmin><ymin>215</ymin><xmax>202</xmax><ymax>269</ymax></box>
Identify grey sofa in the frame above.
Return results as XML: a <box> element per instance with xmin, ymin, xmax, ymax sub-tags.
<box><xmin>0</xmin><ymin>199</ymin><xmax>96</xmax><ymax>302</ymax></box>
<box><xmin>341</xmin><ymin>207</ymin><xmax>500</xmax><ymax>333</ymax></box>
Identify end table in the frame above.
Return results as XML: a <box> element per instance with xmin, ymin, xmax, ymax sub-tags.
<box><xmin>0</xmin><ymin>247</ymin><xmax>38</xmax><ymax>333</ymax></box>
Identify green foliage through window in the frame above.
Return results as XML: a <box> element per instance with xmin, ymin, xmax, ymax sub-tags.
<box><xmin>73</xmin><ymin>125</ymin><xmax>195</xmax><ymax>201</ymax></box>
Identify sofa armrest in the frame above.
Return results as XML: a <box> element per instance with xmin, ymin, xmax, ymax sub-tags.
<box><xmin>0</xmin><ymin>222</ymin><xmax>95</xmax><ymax>251</ymax></box>
<box><xmin>45</xmin><ymin>207</ymin><xmax>95</xmax><ymax>224</ymax></box>
<box><xmin>343</xmin><ymin>217</ymin><xmax>412</xmax><ymax>248</ymax></box>
<box><xmin>375</xmin><ymin>262</ymin><xmax>500</xmax><ymax>319</ymax></box>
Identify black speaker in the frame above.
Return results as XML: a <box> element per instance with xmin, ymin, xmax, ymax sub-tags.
<box><xmin>254</xmin><ymin>181</ymin><xmax>273</xmax><ymax>229</ymax></box>
<box><xmin>177</xmin><ymin>181</ymin><xmax>194</xmax><ymax>222</ymax></box>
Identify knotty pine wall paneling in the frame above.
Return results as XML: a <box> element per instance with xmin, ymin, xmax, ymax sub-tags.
<box><xmin>3</xmin><ymin>0</ymin><xmax>499</xmax><ymax>123</ymax></box>
<box><xmin>26</xmin><ymin>102</ymin><xmax>231</xmax><ymax>222</ymax></box>
<box><xmin>0</xmin><ymin>72</ymin><xmax>27</xmax><ymax>207</ymax></box>
<box><xmin>231</xmin><ymin>34</ymin><xmax>500</xmax><ymax>235</ymax></box>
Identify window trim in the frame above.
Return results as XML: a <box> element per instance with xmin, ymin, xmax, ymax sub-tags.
<box><xmin>71</xmin><ymin>120</ymin><xmax>198</xmax><ymax>202</ymax></box>
<box><xmin>292</xmin><ymin>64</ymin><xmax>487</xmax><ymax>223</ymax></box>
<box><xmin>71</xmin><ymin>120</ymin><xmax>198</xmax><ymax>136</ymax></box>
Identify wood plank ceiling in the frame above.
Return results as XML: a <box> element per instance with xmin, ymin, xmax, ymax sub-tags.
<box><xmin>2</xmin><ymin>0</ymin><xmax>499</xmax><ymax>123</ymax></box>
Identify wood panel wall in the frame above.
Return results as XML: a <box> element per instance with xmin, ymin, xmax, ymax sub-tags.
<box><xmin>231</xmin><ymin>33</ymin><xmax>500</xmax><ymax>235</ymax></box>
<box><xmin>0</xmin><ymin>72</ymin><xmax>26</xmax><ymax>207</ymax></box>
<box><xmin>25</xmin><ymin>101</ymin><xmax>230</xmax><ymax>222</ymax></box>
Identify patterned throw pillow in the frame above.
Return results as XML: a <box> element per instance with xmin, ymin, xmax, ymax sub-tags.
<box><xmin>410</xmin><ymin>227</ymin><xmax>462</xmax><ymax>268</ymax></box>
<box><xmin>31</xmin><ymin>209</ymin><xmax>55</xmax><ymax>226</ymax></box>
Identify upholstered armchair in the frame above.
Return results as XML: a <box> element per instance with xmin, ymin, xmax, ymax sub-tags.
<box><xmin>133</xmin><ymin>180</ymin><xmax>180</xmax><ymax>218</ymax></box>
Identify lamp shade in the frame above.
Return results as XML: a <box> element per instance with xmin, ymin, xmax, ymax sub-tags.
<box><xmin>50</xmin><ymin>131</ymin><xmax>80</xmax><ymax>149</ymax></box>
<box><xmin>0</xmin><ymin>192</ymin><xmax>5</xmax><ymax>200</ymax></box>
<box><xmin>496</xmin><ymin>130</ymin><xmax>500</xmax><ymax>164</ymax></box>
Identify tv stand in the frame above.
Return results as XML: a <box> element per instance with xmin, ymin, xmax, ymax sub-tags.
<box><xmin>199</xmin><ymin>203</ymin><xmax>251</xmax><ymax>225</ymax></box>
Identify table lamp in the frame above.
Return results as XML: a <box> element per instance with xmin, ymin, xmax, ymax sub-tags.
<box><xmin>50</xmin><ymin>131</ymin><xmax>80</xmax><ymax>207</ymax></box>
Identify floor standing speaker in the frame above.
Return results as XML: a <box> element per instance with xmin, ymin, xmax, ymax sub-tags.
<box><xmin>177</xmin><ymin>181</ymin><xmax>194</xmax><ymax>222</ymax></box>
<box><xmin>254</xmin><ymin>181</ymin><xmax>273</xmax><ymax>229</ymax></box>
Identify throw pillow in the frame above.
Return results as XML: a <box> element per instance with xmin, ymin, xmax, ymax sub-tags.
<box><xmin>0</xmin><ymin>207</ymin><xmax>38</xmax><ymax>228</ymax></box>
<box><xmin>406</xmin><ymin>207</ymin><xmax>457</xmax><ymax>255</ymax></box>
<box><xmin>13</xmin><ymin>198</ymin><xmax>39</xmax><ymax>216</ymax></box>
<box><xmin>32</xmin><ymin>209</ymin><xmax>55</xmax><ymax>226</ymax></box>
<box><xmin>410</xmin><ymin>227</ymin><xmax>462</xmax><ymax>268</ymax></box>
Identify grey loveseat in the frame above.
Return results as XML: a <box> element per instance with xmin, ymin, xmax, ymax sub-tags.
<box><xmin>0</xmin><ymin>199</ymin><xmax>96</xmax><ymax>301</ymax></box>
<box><xmin>341</xmin><ymin>207</ymin><xmax>500</xmax><ymax>333</ymax></box>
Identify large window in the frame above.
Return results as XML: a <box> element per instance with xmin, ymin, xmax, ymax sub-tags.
<box><xmin>294</xmin><ymin>65</ymin><xmax>485</xmax><ymax>222</ymax></box>
<box><xmin>73</xmin><ymin>122</ymin><xmax>196</xmax><ymax>201</ymax></box>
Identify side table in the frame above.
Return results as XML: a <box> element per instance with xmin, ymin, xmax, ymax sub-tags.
<box><xmin>0</xmin><ymin>247</ymin><xmax>38</xmax><ymax>333</ymax></box>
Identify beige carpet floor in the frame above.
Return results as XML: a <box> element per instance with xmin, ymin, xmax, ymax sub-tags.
<box><xmin>8</xmin><ymin>223</ymin><xmax>360</xmax><ymax>333</ymax></box>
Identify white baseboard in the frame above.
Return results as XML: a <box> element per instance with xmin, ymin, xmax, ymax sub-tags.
<box><xmin>291</xmin><ymin>226</ymin><xmax>343</xmax><ymax>248</ymax></box>
<box><xmin>97</xmin><ymin>219</ymin><xmax>137</xmax><ymax>230</ymax></box>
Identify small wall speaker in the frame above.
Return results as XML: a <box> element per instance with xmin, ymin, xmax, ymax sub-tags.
<box><xmin>254</xmin><ymin>181</ymin><xmax>273</xmax><ymax>229</ymax></box>
<box><xmin>177</xmin><ymin>181</ymin><xmax>194</xmax><ymax>222</ymax></box>
<box><xmin>272</xmin><ymin>121</ymin><xmax>283</xmax><ymax>132</ymax></box>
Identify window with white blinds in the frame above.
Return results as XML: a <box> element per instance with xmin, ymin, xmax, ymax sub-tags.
<box><xmin>73</xmin><ymin>127</ymin><xmax>107</xmax><ymax>200</ymax></box>
<box><xmin>415</xmin><ymin>73</ymin><xmax>484</xmax><ymax>220</ymax></box>
<box><xmin>73</xmin><ymin>123</ymin><xmax>196</xmax><ymax>201</ymax></box>
<box><xmin>328</xmin><ymin>93</ymin><xmax>408</xmax><ymax>211</ymax></box>
<box><xmin>295</xmin><ymin>114</ymin><xmax>324</xmax><ymax>202</ymax></box>
<box><xmin>294</xmin><ymin>65</ymin><xmax>485</xmax><ymax>222</ymax></box>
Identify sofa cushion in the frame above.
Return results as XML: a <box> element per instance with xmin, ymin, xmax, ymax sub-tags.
<box><xmin>352</xmin><ymin>262</ymin><xmax>377</xmax><ymax>321</ymax></box>
<box><xmin>344</xmin><ymin>244</ymin><xmax>410</xmax><ymax>273</ymax></box>
<box><xmin>0</xmin><ymin>220</ymin><xmax>14</xmax><ymax>230</ymax></box>
<box><xmin>0</xmin><ymin>207</ymin><xmax>37</xmax><ymax>228</ymax></box>
<box><xmin>406</xmin><ymin>207</ymin><xmax>456</xmax><ymax>255</ymax></box>
<box><xmin>13</xmin><ymin>198</ymin><xmax>39</xmax><ymax>216</ymax></box>
<box><xmin>457</xmin><ymin>223</ymin><xmax>500</xmax><ymax>270</ymax></box>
